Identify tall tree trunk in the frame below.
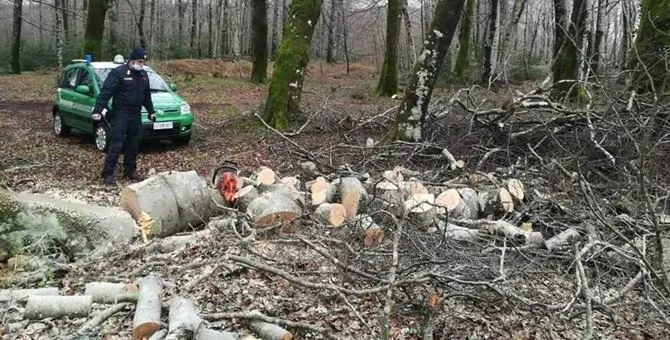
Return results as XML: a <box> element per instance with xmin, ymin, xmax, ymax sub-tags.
<box><xmin>178</xmin><ymin>0</ymin><xmax>187</xmax><ymax>58</ymax></box>
<box><xmin>495</xmin><ymin>0</ymin><xmax>529</xmax><ymax>79</ymax></box>
<box><xmin>221</xmin><ymin>0</ymin><xmax>229</xmax><ymax>56</ymax></box>
<box><xmin>453</xmin><ymin>0</ymin><xmax>475</xmax><ymax>82</ymax></box>
<box><xmin>137</xmin><ymin>0</ymin><xmax>147</xmax><ymax>48</ymax></box>
<box><xmin>190</xmin><ymin>0</ymin><xmax>198</xmax><ymax>57</ymax></box>
<box><xmin>377</xmin><ymin>0</ymin><xmax>403</xmax><ymax>96</ymax></box>
<box><xmin>342</xmin><ymin>0</ymin><xmax>350</xmax><ymax>73</ymax></box>
<box><xmin>82</xmin><ymin>0</ymin><xmax>108</xmax><ymax>59</ymax></box>
<box><xmin>11</xmin><ymin>0</ymin><xmax>22</xmax><ymax>74</ymax></box>
<box><xmin>251</xmin><ymin>0</ymin><xmax>269</xmax><ymax>83</ymax></box>
<box><xmin>55</xmin><ymin>0</ymin><xmax>65</xmax><ymax>70</ymax></box>
<box><xmin>552</xmin><ymin>0</ymin><xmax>588</xmax><ymax>98</ymax></box>
<box><xmin>149</xmin><ymin>0</ymin><xmax>156</xmax><ymax>46</ymax></box>
<box><xmin>589</xmin><ymin>0</ymin><xmax>606</xmax><ymax>75</ymax></box>
<box><xmin>263</xmin><ymin>0</ymin><xmax>324</xmax><ymax>130</ymax></box>
<box><xmin>481</xmin><ymin>0</ymin><xmax>497</xmax><ymax>84</ymax></box>
<box><xmin>108</xmin><ymin>0</ymin><xmax>119</xmax><ymax>58</ymax></box>
<box><xmin>208</xmin><ymin>1</ymin><xmax>213</xmax><ymax>57</ymax></box>
<box><xmin>390</xmin><ymin>0</ymin><xmax>467</xmax><ymax>142</ymax></box>
<box><xmin>326</xmin><ymin>0</ymin><xmax>337</xmax><ymax>63</ymax></box>
<box><xmin>271</xmin><ymin>0</ymin><xmax>281</xmax><ymax>59</ymax></box>
<box><xmin>402</xmin><ymin>0</ymin><xmax>416</xmax><ymax>67</ymax></box>
<box><xmin>62</xmin><ymin>0</ymin><xmax>70</xmax><ymax>40</ymax></box>
<box><xmin>552</xmin><ymin>0</ymin><xmax>567</xmax><ymax>61</ymax></box>
<box><xmin>633</xmin><ymin>0</ymin><xmax>670</xmax><ymax>94</ymax></box>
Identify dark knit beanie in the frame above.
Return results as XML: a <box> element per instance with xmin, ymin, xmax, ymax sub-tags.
<box><xmin>129</xmin><ymin>47</ymin><xmax>147</xmax><ymax>61</ymax></box>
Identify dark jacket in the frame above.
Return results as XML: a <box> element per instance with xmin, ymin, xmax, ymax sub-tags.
<box><xmin>93</xmin><ymin>63</ymin><xmax>155</xmax><ymax>116</ymax></box>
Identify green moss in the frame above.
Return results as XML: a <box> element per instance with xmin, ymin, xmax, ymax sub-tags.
<box><xmin>633</xmin><ymin>0</ymin><xmax>670</xmax><ymax>93</ymax></box>
<box><xmin>376</xmin><ymin>0</ymin><xmax>402</xmax><ymax>97</ymax></box>
<box><xmin>263</xmin><ymin>0</ymin><xmax>325</xmax><ymax>130</ymax></box>
<box><xmin>452</xmin><ymin>0</ymin><xmax>475</xmax><ymax>83</ymax></box>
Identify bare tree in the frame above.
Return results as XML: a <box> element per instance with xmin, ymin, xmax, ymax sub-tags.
<box><xmin>251</xmin><ymin>0</ymin><xmax>268</xmax><ymax>83</ymax></box>
<box><xmin>632</xmin><ymin>0</ymin><xmax>670</xmax><ymax>94</ymax></box>
<box><xmin>390</xmin><ymin>0</ymin><xmax>467</xmax><ymax>141</ymax></box>
<box><xmin>481</xmin><ymin>0</ymin><xmax>497</xmax><ymax>84</ymax></box>
<box><xmin>11</xmin><ymin>0</ymin><xmax>22</xmax><ymax>74</ymax></box>
<box><xmin>82</xmin><ymin>0</ymin><xmax>109</xmax><ymax>59</ymax></box>
<box><xmin>263</xmin><ymin>0</ymin><xmax>324</xmax><ymax>130</ymax></box>
<box><xmin>552</xmin><ymin>0</ymin><xmax>589</xmax><ymax>99</ymax></box>
<box><xmin>377</xmin><ymin>0</ymin><xmax>403</xmax><ymax>96</ymax></box>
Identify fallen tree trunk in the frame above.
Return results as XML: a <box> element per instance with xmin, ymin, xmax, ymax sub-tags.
<box><xmin>339</xmin><ymin>177</ymin><xmax>367</xmax><ymax>218</ymax></box>
<box><xmin>354</xmin><ymin>214</ymin><xmax>385</xmax><ymax>247</ymax></box>
<box><xmin>404</xmin><ymin>193</ymin><xmax>437</xmax><ymax>227</ymax></box>
<box><xmin>145</xmin><ymin>227</ymin><xmax>215</xmax><ymax>254</ymax></box>
<box><xmin>436</xmin><ymin>188</ymin><xmax>479</xmax><ymax>219</ymax></box>
<box><xmin>314</xmin><ymin>203</ymin><xmax>347</xmax><ymax>226</ymax></box>
<box><xmin>248</xmin><ymin>310</ymin><xmax>293</xmax><ymax>340</ymax></box>
<box><xmin>0</xmin><ymin>188</ymin><xmax>136</xmax><ymax>260</ymax></box>
<box><xmin>167</xmin><ymin>297</ymin><xmax>203</xmax><ymax>339</ymax></box>
<box><xmin>133</xmin><ymin>276</ymin><xmax>163</xmax><ymax>340</ymax></box>
<box><xmin>545</xmin><ymin>227</ymin><xmax>581</xmax><ymax>251</ymax></box>
<box><xmin>120</xmin><ymin>170</ymin><xmax>218</xmax><ymax>237</ymax></box>
<box><xmin>440</xmin><ymin>222</ymin><xmax>483</xmax><ymax>241</ymax></box>
<box><xmin>0</xmin><ymin>287</ymin><xmax>59</xmax><ymax>302</ymax></box>
<box><xmin>24</xmin><ymin>295</ymin><xmax>92</xmax><ymax>320</ymax></box>
<box><xmin>235</xmin><ymin>185</ymin><xmax>260</xmax><ymax>211</ymax></box>
<box><xmin>477</xmin><ymin>187</ymin><xmax>515</xmax><ymax>215</ymax></box>
<box><xmin>246</xmin><ymin>191</ymin><xmax>302</xmax><ymax>231</ymax></box>
<box><xmin>195</xmin><ymin>327</ymin><xmax>239</xmax><ymax>340</ymax></box>
<box><xmin>251</xmin><ymin>166</ymin><xmax>278</xmax><ymax>186</ymax></box>
<box><xmin>309</xmin><ymin>177</ymin><xmax>339</xmax><ymax>206</ymax></box>
<box><xmin>84</xmin><ymin>282</ymin><xmax>138</xmax><ymax>303</ymax></box>
<box><xmin>452</xmin><ymin>219</ymin><xmax>527</xmax><ymax>244</ymax></box>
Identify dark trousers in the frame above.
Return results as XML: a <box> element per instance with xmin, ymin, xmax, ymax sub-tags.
<box><xmin>101</xmin><ymin>109</ymin><xmax>142</xmax><ymax>178</ymax></box>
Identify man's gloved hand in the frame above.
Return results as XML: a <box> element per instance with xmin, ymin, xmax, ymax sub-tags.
<box><xmin>148</xmin><ymin>112</ymin><xmax>156</xmax><ymax>122</ymax></box>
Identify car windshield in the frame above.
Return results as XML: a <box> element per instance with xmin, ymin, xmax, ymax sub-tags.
<box><xmin>94</xmin><ymin>67</ymin><xmax>171</xmax><ymax>92</ymax></box>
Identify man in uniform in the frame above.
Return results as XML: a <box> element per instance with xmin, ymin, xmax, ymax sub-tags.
<box><xmin>92</xmin><ymin>47</ymin><xmax>156</xmax><ymax>185</ymax></box>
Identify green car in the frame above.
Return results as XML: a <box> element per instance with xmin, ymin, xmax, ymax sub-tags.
<box><xmin>52</xmin><ymin>55</ymin><xmax>194</xmax><ymax>151</ymax></box>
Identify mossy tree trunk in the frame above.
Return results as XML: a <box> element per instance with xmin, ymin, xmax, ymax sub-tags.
<box><xmin>263</xmin><ymin>0</ymin><xmax>324</xmax><ymax>130</ymax></box>
<box><xmin>632</xmin><ymin>0</ymin><xmax>670</xmax><ymax>94</ymax></box>
<box><xmin>481</xmin><ymin>0</ymin><xmax>497</xmax><ymax>84</ymax></box>
<box><xmin>551</xmin><ymin>0</ymin><xmax>588</xmax><ymax>99</ymax></box>
<box><xmin>389</xmin><ymin>0</ymin><xmax>466</xmax><ymax>141</ymax></box>
<box><xmin>11</xmin><ymin>0</ymin><xmax>22</xmax><ymax>74</ymax></box>
<box><xmin>82</xmin><ymin>0</ymin><xmax>109</xmax><ymax>59</ymax></box>
<box><xmin>453</xmin><ymin>0</ymin><xmax>475</xmax><ymax>83</ymax></box>
<box><xmin>251</xmin><ymin>0</ymin><xmax>269</xmax><ymax>83</ymax></box>
<box><xmin>377</xmin><ymin>0</ymin><xmax>403</xmax><ymax>96</ymax></box>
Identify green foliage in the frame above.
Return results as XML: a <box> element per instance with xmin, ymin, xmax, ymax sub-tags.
<box><xmin>633</xmin><ymin>0</ymin><xmax>670</xmax><ymax>93</ymax></box>
<box><xmin>506</xmin><ymin>53</ymin><xmax>549</xmax><ymax>84</ymax></box>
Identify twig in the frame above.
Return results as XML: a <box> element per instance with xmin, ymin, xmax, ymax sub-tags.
<box><xmin>227</xmin><ymin>255</ymin><xmax>429</xmax><ymax>296</ymax></box>
<box><xmin>575</xmin><ymin>245</ymin><xmax>593</xmax><ymax>340</ymax></box>
<box><xmin>380</xmin><ymin>212</ymin><xmax>403</xmax><ymax>340</ymax></box>
<box><xmin>62</xmin><ymin>303</ymin><xmax>130</xmax><ymax>340</ymax></box>
<box><xmin>297</xmin><ymin>235</ymin><xmax>384</xmax><ymax>282</ymax></box>
<box><xmin>201</xmin><ymin>310</ymin><xmax>343</xmax><ymax>340</ymax></box>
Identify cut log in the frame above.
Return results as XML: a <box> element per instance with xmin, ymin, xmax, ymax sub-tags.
<box><xmin>404</xmin><ymin>193</ymin><xmax>437</xmax><ymax>227</ymax></box>
<box><xmin>382</xmin><ymin>170</ymin><xmax>404</xmax><ymax>183</ymax></box>
<box><xmin>234</xmin><ymin>186</ymin><xmax>260</xmax><ymax>211</ymax></box>
<box><xmin>478</xmin><ymin>187</ymin><xmax>514</xmax><ymax>215</ymax></box>
<box><xmin>252</xmin><ymin>167</ymin><xmax>277</xmax><ymax>186</ymax></box>
<box><xmin>0</xmin><ymin>287</ymin><xmax>59</xmax><ymax>302</ymax></box>
<box><xmin>133</xmin><ymin>276</ymin><xmax>163</xmax><ymax>340</ymax></box>
<box><xmin>525</xmin><ymin>231</ymin><xmax>545</xmax><ymax>248</ymax></box>
<box><xmin>262</xmin><ymin>183</ymin><xmax>306</xmax><ymax>206</ymax></box>
<box><xmin>167</xmin><ymin>297</ymin><xmax>203</xmax><ymax>339</ymax></box>
<box><xmin>149</xmin><ymin>329</ymin><xmax>168</xmax><ymax>340</ymax></box>
<box><xmin>246</xmin><ymin>192</ymin><xmax>302</xmax><ymax>231</ymax></box>
<box><xmin>373</xmin><ymin>180</ymin><xmax>404</xmax><ymax>207</ymax></box>
<box><xmin>314</xmin><ymin>203</ymin><xmax>347</xmax><ymax>227</ymax></box>
<box><xmin>482</xmin><ymin>220</ymin><xmax>526</xmax><ymax>244</ymax></box>
<box><xmin>0</xmin><ymin>188</ymin><xmax>136</xmax><ymax>260</ymax></box>
<box><xmin>439</xmin><ymin>222</ymin><xmax>482</xmax><ymax>241</ymax></box>
<box><xmin>24</xmin><ymin>295</ymin><xmax>92</xmax><ymax>320</ymax></box>
<box><xmin>84</xmin><ymin>282</ymin><xmax>138</xmax><ymax>304</ymax></box>
<box><xmin>145</xmin><ymin>227</ymin><xmax>215</xmax><ymax>254</ymax></box>
<box><xmin>195</xmin><ymin>327</ymin><xmax>239</xmax><ymax>340</ymax></box>
<box><xmin>120</xmin><ymin>170</ymin><xmax>216</xmax><ymax>237</ymax></box>
<box><xmin>545</xmin><ymin>228</ymin><xmax>581</xmax><ymax>251</ymax></box>
<box><xmin>507</xmin><ymin>179</ymin><xmax>525</xmax><ymax>202</ymax></box>
<box><xmin>248</xmin><ymin>310</ymin><xmax>293</xmax><ymax>340</ymax></box>
<box><xmin>339</xmin><ymin>177</ymin><xmax>367</xmax><ymax>218</ymax></box>
<box><xmin>436</xmin><ymin>188</ymin><xmax>479</xmax><ymax>219</ymax></box>
<box><xmin>392</xmin><ymin>166</ymin><xmax>421</xmax><ymax>178</ymax></box>
<box><xmin>399</xmin><ymin>180</ymin><xmax>429</xmax><ymax>197</ymax></box>
<box><xmin>279</xmin><ymin>176</ymin><xmax>301</xmax><ymax>190</ymax></box>
<box><xmin>354</xmin><ymin>214</ymin><xmax>384</xmax><ymax>247</ymax></box>
<box><xmin>309</xmin><ymin>177</ymin><xmax>339</xmax><ymax>206</ymax></box>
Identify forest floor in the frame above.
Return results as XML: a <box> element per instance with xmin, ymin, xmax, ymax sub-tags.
<box><xmin>1</xmin><ymin>59</ymin><xmax>669</xmax><ymax>339</ymax></box>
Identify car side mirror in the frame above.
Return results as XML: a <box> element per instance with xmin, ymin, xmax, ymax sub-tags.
<box><xmin>75</xmin><ymin>84</ymin><xmax>90</xmax><ymax>94</ymax></box>
<box><xmin>170</xmin><ymin>83</ymin><xmax>177</xmax><ymax>92</ymax></box>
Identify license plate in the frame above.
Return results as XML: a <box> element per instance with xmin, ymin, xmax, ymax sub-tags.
<box><xmin>153</xmin><ymin>122</ymin><xmax>173</xmax><ymax>130</ymax></box>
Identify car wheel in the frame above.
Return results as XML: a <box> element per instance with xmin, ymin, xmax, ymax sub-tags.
<box><xmin>53</xmin><ymin>111</ymin><xmax>71</xmax><ymax>137</ymax></box>
<box><xmin>94</xmin><ymin>123</ymin><xmax>111</xmax><ymax>152</ymax></box>
<box><xmin>173</xmin><ymin>133</ymin><xmax>192</xmax><ymax>146</ymax></box>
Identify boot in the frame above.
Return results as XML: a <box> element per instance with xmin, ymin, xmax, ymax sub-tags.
<box><xmin>102</xmin><ymin>175</ymin><xmax>116</xmax><ymax>186</ymax></box>
<box><xmin>124</xmin><ymin>172</ymin><xmax>145</xmax><ymax>181</ymax></box>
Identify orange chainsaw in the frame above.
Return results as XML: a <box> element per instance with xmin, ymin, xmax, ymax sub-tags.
<box><xmin>212</xmin><ymin>161</ymin><xmax>239</xmax><ymax>205</ymax></box>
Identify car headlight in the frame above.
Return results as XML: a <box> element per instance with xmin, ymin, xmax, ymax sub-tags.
<box><xmin>180</xmin><ymin>103</ymin><xmax>191</xmax><ymax>115</ymax></box>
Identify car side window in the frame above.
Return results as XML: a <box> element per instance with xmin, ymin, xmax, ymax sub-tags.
<box><xmin>76</xmin><ymin>69</ymin><xmax>94</xmax><ymax>94</ymax></box>
<box><xmin>60</xmin><ymin>68</ymin><xmax>79</xmax><ymax>89</ymax></box>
